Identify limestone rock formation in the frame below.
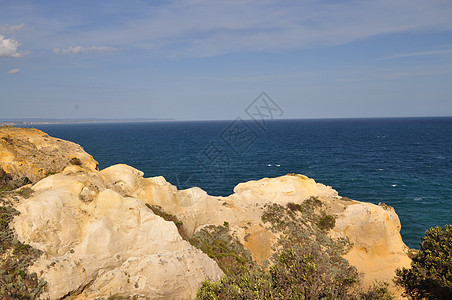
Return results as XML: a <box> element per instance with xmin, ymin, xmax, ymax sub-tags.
<box><xmin>337</xmin><ymin>202</ymin><xmax>412</xmax><ymax>286</ymax></box>
<box><xmin>12</xmin><ymin>166</ymin><xmax>223</xmax><ymax>299</ymax></box>
<box><xmin>111</xmin><ymin>166</ymin><xmax>411</xmax><ymax>287</ymax></box>
<box><xmin>0</xmin><ymin>126</ymin><xmax>98</xmax><ymax>185</ymax></box>
<box><xmin>2</xmin><ymin>127</ymin><xmax>411</xmax><ymax>299</ymax></box>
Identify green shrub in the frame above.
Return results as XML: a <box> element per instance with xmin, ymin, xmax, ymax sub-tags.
<box><xmin>46</xmin><ymin>170</ymin><xmax>57</xmax><ymax>177</ymax></box>
<box><xmin>195</xmin><ymin>198</ymin><xmax>396</xmax><ymax>299</ymax></box>
<box><xmin>0</xmin><ymin>168</ymin><xmax>13</xmax><ymax>190</ymax></box>
<box><xmin>0</xmin><ymin>168</ymin><xmax>32</xmax><ymax>190</ymax></box>
<box><xmin>286</xmin><ymin>202</ymin><xmax>302</xmax><ymax>212</ymax></box>
<box><xmin>0</xmin><ymin>205</ymin><xmax>46</xmax><ymax>298</ymax></box>
<box><xmin>318</xmin><ymin>214</ymin><xmax>336</xmax><ymax>231</ymax></box>
<box><xmin>195</xmin><ymin>267</ymin><xmax>272</xmax><ymax>300</ymax></box>
<box><xmin>69</xmin><ymin>157</ymin><xmax>83</xmax><ymax>166</ymax></box>
<box><xmin>0</xmin><ymin>185</ymin><xmax>13</xmax><ymax>192</ymax></box>
<box><xmin>196</xmin><ymin>200</ymin><xmax>364</xmax><ymax>299</ymax></box>
<box><xmin>190</xmin><ymin>225</ymin><xmax>253</xmax><ymax>275</ymax></box>
<box><xmin>13</xmin><ymin>243</ymin><xmax>32</xmax><ymax>255</ymax></box>
<box><xmin>378</xmin><ymin>203</ymin><xmax>394</xmax><ymax>211</ymax></box>
<box><xmin>268</xmin><ymin>246</ymin><xmax>359</xmax><ymax>299</ymax></box>
<box><xmin>196</xmin><ymin>243</ymin><xmax>385</xmax><ymax>300</ymax></box>
<box><xmin>145</xmin><ymin>203</ymin><xmax>187</xmax><ymax>240</ymax></box>
<box><xmin>341</xmin><ymin>197</ymin><xmax>354</xmax><ymax>202</ymax></box>
<box><xmin>359</xmin><ymin>282</ymin><xmax>393</xmax><ymax>300</ymax></box>
<box><xmin>1</xmin><ymin>135</ymin><xmax>13</xmax><ymax>144</ymax></box>
<box><xmin>17</xmin><ymin>187</ymin><xmax>34</xmax><ymax>199</ymax></box>
<box><xmin>394</xmin><ymin>224</ymin><xmax>452</xmax><ymax>299</ymax></box>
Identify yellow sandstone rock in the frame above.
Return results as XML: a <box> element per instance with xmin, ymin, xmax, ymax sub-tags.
<box><xmin>95</xmin><ymin>164</ymin><xmax>411</xmax><ymax>289</ymax></box>
<box><xmin>5</xmin><ymin>127</ymin><xmax>411</xmax><ymax>298</ymax></box>
<box><xmin>99</xmin><ymin>165</ymin><xmax>411</xmax><ymax>289</ymax></box>
<box><xmin>12</xmin><ymin>167</ymin><xmax>223</xmax><ymax>299</ymax></box>
<box><xmin>0</xmin><ymin>126</ymin><xmax>98</xmax><ymax>183</ymax></box>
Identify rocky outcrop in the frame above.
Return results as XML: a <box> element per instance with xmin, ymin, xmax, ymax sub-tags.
<box><xmin>2</xmin><ymin>127</ymin><xmax>411</xmax><ymax>299</ymax></box>
<box><xmin>0</xmin><ymin>126</ymin><xmax>98</xmax><ymax>185</ymax></box>
<box><xmin>103</xmin><ymin>165</ymin><xmax>411</xmax><ymax>286</ymax></box>
<box><xmin>12</xmin><ymin>165</ymin><xmax>223</xmax><ymax>299</ymax></box>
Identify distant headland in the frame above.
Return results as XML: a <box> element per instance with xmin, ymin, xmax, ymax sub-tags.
<box><xmin>0</xmin><ymin>118</ymin><xmax>175</xmax><ymax>126</ymax></box>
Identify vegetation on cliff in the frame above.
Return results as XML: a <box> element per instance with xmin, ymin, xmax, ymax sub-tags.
<box><xmin>195</xmin><ymin>197</ymin><xmax>393</xmax><ymax>299</ymax></box>
<box><xmin>0</xmin><ymin>145</ymin><xmax>47</xmax><ymax>298</ymax></box>
<box><xmin>0</xmin><ymin>127</ymin><xmax>417</xmax><ymax>299</ymax></box>
<box><xmin>145</xmin><ymin>203</ymin><xmax>188</xmax><ymax>240</ymax></box>
<box><xmin>0</xmin><ymin>192</ymin><xmax>46</xmax><ymax>299</ymax></box>
<box><xmin>0</xmin><ymin>126</ymin><xmax>99</xmax><ymax>185</ymax></box>
<box><xmin>395</xmin><ymin>224</ymin><xmax>452</xmax><ymax>299</ymax></box>
<box><xmin>190</xmin><ymin>224</ymin><xmax>254</xmax><ymax>275</ymax></box>
<box><xmin>0</xmin><ymin>168</ymin><xmax>32</xmax><ymax>192</ymax></box>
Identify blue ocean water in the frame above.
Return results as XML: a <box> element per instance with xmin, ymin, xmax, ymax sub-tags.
<box><xmin>31</xmin><ymin>117</ymin><xmax>452</xmax><ymax>249</ymax></box>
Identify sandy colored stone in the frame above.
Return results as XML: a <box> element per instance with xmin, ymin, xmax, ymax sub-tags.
<box><xmin>0</xmin><ymin>126</ymin><xmax>98</xmax><ymax>184</ymax></box>
<box><xmin>7</xmin><ymin>128</ymin><xmax>412</xmax><ymax>298</ymax></box>
<box><xmin>13</xmin><ymin>165</ymin><xmax>410</xmax><ymax>298</ymax></box>
<box><xmin>335</xmin><ymin>202</ymin><xmax>412</xmax><ymax>286</ymax></box>
<box><xmin>97</xmin><ymin>165</ymin><xmax>410</xmax><ymax>288</ymax></box>
<box><xmin>244</xmin><ymin>225</ymin><xmax>277</xmax><ymax>265</ymax></box>
<box><xmin>12</xmin><ymin>167</ymin><xmax>223</xmax><ymax>299</ymax></box>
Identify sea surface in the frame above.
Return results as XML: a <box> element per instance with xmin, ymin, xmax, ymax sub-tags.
<box><xmin>29</xmin><ymin>117</ymin><xmax>452</xmax><ymax>249</ymax></box>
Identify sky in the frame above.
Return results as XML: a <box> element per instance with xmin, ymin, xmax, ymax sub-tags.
<box><xmin>1</xmin><ymin>0</ymin><xmax>452</xmax><ymax>121</ymax></box>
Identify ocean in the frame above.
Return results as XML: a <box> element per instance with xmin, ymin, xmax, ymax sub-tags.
<box><xmin>30</xmin><ymin>117</ymin><xmax>452</xmax><ymax>249</ymax></box>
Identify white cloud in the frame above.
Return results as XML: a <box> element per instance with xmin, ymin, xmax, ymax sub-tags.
<box><xmin>385</xmin><ymin>49</ymin><xmax>452</xmax><ymax>59</ymax></box>
<box><xmin>53</xmin><ymin>45</ymin><xmax>116</xmax><ymax>55</ymax></box>
<box><xmin>68</xmin><ymin>0</ymin><xmax>452</xmax><ymax>57</ymax></box>
<box><xmin>334</xmin><ymin>64</ymin><xmax>452</xmax><ymax>82</ymax></box>
<box><xmin>0</xmin><ymin>35</ymin><xmax>25</xmax><ymax>57</ymax></box>
<box><xmin>5</xmin><ymin>0</ymin><xmax>452</xmax><ymax>57</ymax></box>
<box><xmin>0</xmin><ymin>23</ymin><xmax>25</xmax><ymax>34</ymax></box>
<box><xmin>7</xmin><ymin>68</ymin><xmax>19</xmax><ymax>74</ymax></box>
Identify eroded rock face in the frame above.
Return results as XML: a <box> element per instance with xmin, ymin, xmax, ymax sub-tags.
<box><xmin>0</xmin><ymin>126</ymin><xmax>98</xmax><ymax>185</ymax></box>
<box><xmin>336</xmin><ymin>202</ymin><xmax>412</xmax><ymax>286</ymax></box>
<box><xmin>7</xmin><ymin>128</ymin><xmax>411</xmax><ymax>299</ymax></box>
<box><xmin>97</xmin><ymin>165</ymin><xmax>411</xmax><ymax>287</ymax></box>
<box><xmin>12</xmin><ymin>166</ymin><xmax>223</xmax><ymax>299</ymax></box>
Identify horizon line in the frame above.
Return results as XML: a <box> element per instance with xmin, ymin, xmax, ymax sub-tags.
<box><xmin>1</xmin><ymin>115</ymin><xmax>452</xmax><ymax>126</ymax></box>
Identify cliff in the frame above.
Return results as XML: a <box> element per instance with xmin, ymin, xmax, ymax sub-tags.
<box><xmin>0</xmin><ymin>126</ymin><xmax>98</xmax><ymax>185</ymax></box>
<box><xmin>0</xmin><ymin>126</ymin><xmax>411</xmax><ymax>299</ymax></box>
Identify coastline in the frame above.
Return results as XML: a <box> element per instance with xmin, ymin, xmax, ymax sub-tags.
<box><xmin>0</xmin><ymin>118</ymin><xmax>175</xmax><ymax>126</ymax></box>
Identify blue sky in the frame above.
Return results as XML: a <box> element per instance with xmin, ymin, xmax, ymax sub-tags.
<box><xmin>1</xmin><ymin>0</ymin><xmax>452</xmax><ymax>120</ymax></box>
